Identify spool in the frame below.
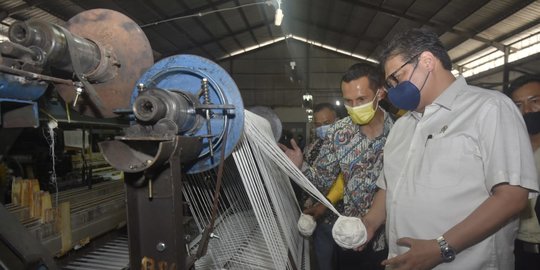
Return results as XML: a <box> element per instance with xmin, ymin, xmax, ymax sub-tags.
<box><xmin>55</xmin><ymin>9</ymin><xmax>154</xmax><ymax>118</ymax></box>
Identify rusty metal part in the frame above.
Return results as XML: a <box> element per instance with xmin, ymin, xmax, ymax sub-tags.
<box><xmin>98</xmin><ymin>136</ymin><xmax>202</xmax><ymax>174</ymax></box>
<box><xmin>112</xmin><ymin>136</ymin><xmax>201</xmax><ymax>270</ymax></box>
<box><xmin>0</xmin><ymin>64</ymin><xmax>73</xmax><ymax>85</ymax></box>
<box><xmin>8</xmin><ymin>20</ymin><xmax>101</xmax><ymax>73</ymax></box>
<box><xmin>55</xmin><ymin>9</ymin><xmax>154</xmax><ymax>118</ymax></box>
<box><xmin>0</xmin><ymin>41</ymin><xmax>40</xmax><ymax>61</ymax></box>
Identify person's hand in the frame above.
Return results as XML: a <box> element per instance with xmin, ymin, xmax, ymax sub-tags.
<box><xmin>381</xmin><ymin>237</ymin><xmax>442</xmax><ymax>270</ymax></box>
<box><xmin>303</xmin><ymin>203</ymin><xmax>327</xmax><ymax>220</ymax></box>
<box><xmin>303</xmin><ymin>198</ymin><xmax>314</xmax><ymax>209</ymax></box>
<box><xmin>278</xmin><ymin>139</ymin><xmax>303</xmax><ymax>168</ymax></box>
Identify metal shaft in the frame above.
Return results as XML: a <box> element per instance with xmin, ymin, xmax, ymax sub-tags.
<box><xmin>8</xmin><ymin>20</ymin><xmax>101</xmax><ymax>77</ymax></box>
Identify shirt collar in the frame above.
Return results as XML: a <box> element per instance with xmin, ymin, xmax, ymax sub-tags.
<box><xmin>408</xmin><ymin>75</ymin><xmax>467</xmax><ymax>121</ymax></box>
<box><xmin>432</xmin><ymin>75</ymin><xmax>467</xmax><ymax>110</ymax></box>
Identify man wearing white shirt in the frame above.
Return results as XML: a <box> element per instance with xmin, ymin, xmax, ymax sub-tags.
<box><xmin>361</xmin><ymin>28</ymin><xmax>539</xmax><ymax>270</ymax></box>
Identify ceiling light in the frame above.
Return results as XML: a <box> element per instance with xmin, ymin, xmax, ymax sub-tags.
<box><xmin>335</xmin><ymin>100</ymin><xmax>340</xmax><ymax>106</ymax></box>
<box><xmin>274</xmin><ymin>7</ymin><xmax>283</xmax><ymax>26</ymax></box>
<box><xmin>302</xmin><ymin>93</ymin><xmax>313</xmax><ymax>109</ymax></box>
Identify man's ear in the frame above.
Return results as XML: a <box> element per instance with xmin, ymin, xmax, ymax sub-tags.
<box><xmin>420</xmin><ymin>51</ymin><xmax>436</xmax><ymax>71</ymax></box>
<box><xmin>377</xmin><ymin>88</ymin><xmax>387</xmax><ymax>100</ymax></box>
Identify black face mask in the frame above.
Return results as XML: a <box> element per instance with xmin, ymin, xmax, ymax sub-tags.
<box><xmin>523</xmin><ymin>111</ymin><xmax>540</xmax><ymax>135</ymax></box>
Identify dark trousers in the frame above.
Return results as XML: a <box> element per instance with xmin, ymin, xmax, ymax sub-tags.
<box><xmin>336</xmin><ymin>245</ymin><xmax>388</xmax><ymax>270</ymax></box>
<box><xmin>313</xmin><ymin>223</ymin><xmax>337</xmax><ymax>270</ymax></box>
<box><xmin>514</xmin><ymin>239</ymin><xmax>540</xmax><ymax>270</ymax></box>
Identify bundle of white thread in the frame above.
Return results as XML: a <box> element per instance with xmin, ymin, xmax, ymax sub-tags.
<box><xmin>332</xmin><ymin>216</ymin><xmax>367</xmax><ymax>249</ymax></box>
<box><xmin>297</xmin><ymin>213</ymin><xmax>317</xmax><ymax>237</ymax></box>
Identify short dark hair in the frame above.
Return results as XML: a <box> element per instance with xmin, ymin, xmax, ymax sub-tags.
<box><xmin>341</xmin><ymin>63</ymin><xmax>383</xmax><ymax>92</ymax></box>
<box><xmin>313</xmin><ymin>102</ymin><xmax>336</xmax><ymax>114</ymax></box>
<box><xmin>379</xmin><ymin>28</ymin><xmax>452</xmax><ymax>71</ymax></box>
<box><xmin>505</xmin><ymin>74</ymin><xmax>540</xmax><ymax>97</ymax></box>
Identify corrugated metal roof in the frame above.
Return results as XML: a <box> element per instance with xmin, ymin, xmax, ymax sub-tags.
<box><xmin>0</xmin><ymin>0</ymin><xmax>538</xmax><ymax>106</ymax></box>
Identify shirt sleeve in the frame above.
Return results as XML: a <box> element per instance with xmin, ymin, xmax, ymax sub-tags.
<box><xmin>477</xmin><ymin>95</ymin><xmax>539</xmax><ymax>194</ymax></box>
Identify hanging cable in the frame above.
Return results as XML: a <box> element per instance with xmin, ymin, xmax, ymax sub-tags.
<box><xmin>42</xmin><ymin>119</ymin><xmax>59</xmax><ymax>208</ymax></box>
<box><xmin>140</xmin><ymin>1</ymin><xmax>274</xmax><ymax>28</ymax></box>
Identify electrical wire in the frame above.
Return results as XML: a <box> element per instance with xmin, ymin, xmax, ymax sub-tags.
<box><xmin>140</xmin><ymin>1</ymin><xmax>273</xmax><ymax>28</ymax></box>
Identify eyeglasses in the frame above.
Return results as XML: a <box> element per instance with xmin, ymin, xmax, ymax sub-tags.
<box><xmin>384</xmin><ymin>53</ymin><xmax>421</xmax><ymax>89</ymax></box>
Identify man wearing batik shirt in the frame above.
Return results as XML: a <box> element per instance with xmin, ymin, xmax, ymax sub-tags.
<box><xmin>281</xmin><ymin>63</ymin><xmax>393</xmax><ymax>270</ymax></box>
<box><xmin>304</xmin><ymin>103</ymin><xmax>338</xmax><ymax>169</ymax></box>
<box><xmin>301</xmin><ymin>102</ymin><xmax>342</xmax><ymax>270</ymax></box>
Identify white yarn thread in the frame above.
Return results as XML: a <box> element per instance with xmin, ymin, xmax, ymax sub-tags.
<box><xmin>244</xmin><ymin>111</ymin><xmax>367</xmax><ymax>249</ymax></box>
<box><xmin>181</xmin><ymin>110</ymin><xmax>366</xmax><ymax>270</ymax></box>
<box><xmin>43</xmin><ymin>120</ymin><xmax>59</xmax><ymax>207</ymax></box>
<box><xmin>244</xmin><ymin>111</ymin><xmax>339</xmax><ymax>215</ymax></box>
<box><xmin>332</xmin><ymin>216</ymin><xmax>367</xmax><ymax>249</ymax></box>
<box><xmin>234</xmin><ymin>136</ymin><xmax>290</xmax><ymax>269</ymax></box>
<box><xmin>297</xmin><ymin>213</ymin><xmax>316</xmax><ymax>237</ymax></box>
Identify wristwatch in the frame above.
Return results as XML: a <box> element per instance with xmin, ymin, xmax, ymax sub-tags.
<box><xmin>436</xmin><ymin>236</ymin><xmax>456</xmax><ymax>262</ymax></box>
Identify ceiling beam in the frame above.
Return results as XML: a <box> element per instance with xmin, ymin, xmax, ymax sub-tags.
<box><xmin>165</xmin><ymin>20</ymin><xmax>272</xmax><ymax>57</ymax></box>
<box><xmin>256</xmin><ymin>2</ymin><xmax>274</xmax><ymax>40</ymax></box>
<box><xmin>234</xmin><ymin>0</ymin><xmax>258</xmax><ymax>44</ymax></box>
<box><xmin>340</xmin><ymin>0</ymin><xmax>509</xmax><ymax>49</ymax></box>
<box><xmin>336</xmin><ymin>1</ymin><xmax>357</xmax><ymax>50</ymax></box>
<box><xmin>202</xmin><ymin>0</ymin><xmax>245</xmax><ymax>54</ymax></box>
<box><xmin>320</xmin><ymin>0</ymin><xmax>336</xmax><ymax>46</ymax></box>
<box><xmin>444</xmin><ymin>0</ymin><xmax>536</xmax><ymax>51</ymax></box>
<box><xmin>19</xmin><ymin>0</ymin><xmax>88</xmax><ymax>21</ymax></box>
<box><xmin>141</xmin><ymin>0</ymin><xmax>234</xmax><ymax>28</ymax></box>
<box><xmin>464</xmin><ymin>52</ymin><xmax>540</xmax><ymax>82</ymax></box>
<box><xmin>134</xmin><ymin>0</ymin><xmax>217</xmax><ymax>58</ymax></box>
<box><xmin>288</xmin><ymin>15</ymin><xmax>383</xmax><ymax>45</ymax></box>
<box><xmin>453</xmin><ymin>17</ymin><xmax>540</xmax><ymax>64</ymax></box>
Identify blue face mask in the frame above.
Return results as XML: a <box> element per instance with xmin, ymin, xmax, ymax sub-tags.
<box><xmin>387</xmin><ymin>81</ymin><xmax>422</xmax><ymax>111</ymax></box>
<box><xmin>387</xmin><ymin>61</ymin><xmax>430</xmax><ymax>111</ymax></box>
<box><xmin>315</xmin><ymin>124</ymin><xmax>330</xmax><ymax>139</ymax></box>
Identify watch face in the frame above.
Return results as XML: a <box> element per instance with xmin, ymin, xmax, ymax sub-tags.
<box><xmin>442</xmin><ymin>247</ymin><xmax>456</xmax><ymax>262</ymax></box>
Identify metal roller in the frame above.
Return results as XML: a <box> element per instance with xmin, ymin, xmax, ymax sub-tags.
<box><xmin>55</xmin><ymin>9</ymin><xmax>154</xmax><ymax>118</ymax></box>
<box><xmin>100</xmin><ymin>54</ymin><xmax>244</xmax><ymax>174</ymax></box>
<box><xmin>3</xmin><ymin>9</ymin><xmax>154</xmax><ymax>118</ymax></box>
<box><xmin>97</xmin><ymin>55</ymin><xmax>244</xmax><ymax>269</ymax></box>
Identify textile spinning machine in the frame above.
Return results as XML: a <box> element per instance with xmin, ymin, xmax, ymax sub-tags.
<box><xmin>0</xmin><ymin>8</ymin><xmax>153</xmax><ymax>270</ymax></box>
<box><xmin>99</xmin><ymin>55</ymin><xmax>245</xmax><ymax>270</ymax></box>
<box><xmin>1</xmin><ymin>7</ymin><xmax>303</xmax><ymax>270</ymax></box>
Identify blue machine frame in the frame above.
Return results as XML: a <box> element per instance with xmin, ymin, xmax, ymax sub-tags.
<box><xmin>131</xmin><ymin>54</ymin><xmax>245</xmax><ymax>174</ymax></box>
